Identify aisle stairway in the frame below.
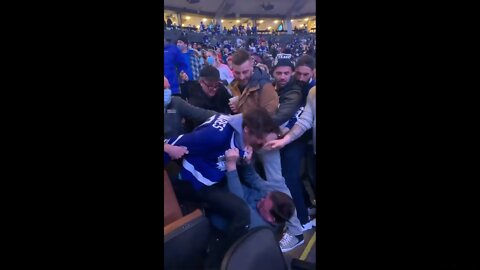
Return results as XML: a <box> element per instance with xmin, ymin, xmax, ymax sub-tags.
<box><xmin>283</xmin><ymin>228</ymin><xmax>316</xmax><ymax>269</ymax></box>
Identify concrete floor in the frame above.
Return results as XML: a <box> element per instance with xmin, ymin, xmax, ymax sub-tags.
<box><xmin>283</xmin><ymin>227</ymin><xmax>316</xmax><ymax>269</ymax></box>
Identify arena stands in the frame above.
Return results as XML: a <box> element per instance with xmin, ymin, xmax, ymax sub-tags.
<box><xmin>164</xmin><ymin>1</ymin><xmax>317</xmax><ymax>269</ymax></box>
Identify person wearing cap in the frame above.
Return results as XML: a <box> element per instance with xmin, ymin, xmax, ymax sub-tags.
<box><xmin>262</xmin><ymin>56</ymin><xmax>316</xmax><ymax>252</ymax></box>
<box><xmin>264</xmin><ymin>86</ymin><xmax>316</xmax><ymax>156</ymax></box>
<box><xmin>264</xmin><ymin>85</ymin><xmax>317</xmax><ymax>202</ymax></box>
<box><xmin>180</xmin><ymin>66</ymin><xmax>233</xmax><ymax>132</ymax></box>
<box><xmin>163</xmin><ymin>76</ymin><xmax>217</xmax><ymax>140</ymax></box>
<box><xmin>272</xmin><ymin>56</ymin><xmax>318</xmax><ymax>250</ymax></box>
<box><xmin>271</xmin><ymin>58</ymin><xmax>303</xmax><ymax>131</ymax></box>
<box><xmin>176</xmin><ymin>37</ymin><xmax>200</xmax><ymax>81</ymax></box>
<box><xmin>163</xmin><ymin>75</ymin><xmax>218</xmax><ymax>182</ymax></box>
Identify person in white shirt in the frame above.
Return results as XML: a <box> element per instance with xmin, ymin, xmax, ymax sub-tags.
<box><xmin>206</xmin><ymin>49</ymin><xmax>235</xmax><ymax>84</ymax></box>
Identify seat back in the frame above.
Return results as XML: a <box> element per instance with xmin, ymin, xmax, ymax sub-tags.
<box><xmin>220</xmin><ymin>227</ymin><xmax>288</xmax><ymax>270</ymax></box>
<box><xmin>164</xmin><ymin>209</ymin><xmax>210</xmax><ymax>270</ymax></box>
<box><xmin>164</xmin><ymin>170</ymin><xmax>182</xmax><ymax>226</ymax></box>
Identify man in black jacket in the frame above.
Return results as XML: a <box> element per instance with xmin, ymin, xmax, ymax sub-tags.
<box><xmin>182</xmin><ymin>65</ymin><xmax>233</xmax><ymax>132</ymax></box>
<box><xmin>268</xmin><ymin>57</ymin><xmax>315</xmax><ymax>252</ymax></box>
<box><xmin>164</xmin><ymin>78</ymin><xmax>218</xmax><ymax>183</ymax></box>
<box><xmin>271</xmin><ymin>58</ymin><xmax>303</xmax><ymax>128</ymax></box>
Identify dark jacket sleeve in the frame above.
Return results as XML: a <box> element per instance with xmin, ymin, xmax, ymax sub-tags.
<box><xmin>174</xmin><ymin>97</ymin><xmax>217</xmax><ymax>123</ymax></box>
<box><xmin>219</xmin><ymin>85</ymin><xmax>234</xmax><ymax>114</ymax></box>
<box><xmin>272</xmin><ymin>88</ymin><xmax>302</xmax><ymax>126</ymax></box>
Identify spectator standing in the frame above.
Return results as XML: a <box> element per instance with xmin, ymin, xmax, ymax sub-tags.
<box><xmin>183</xmin><ymin>66</ymin><xmax>233</xmax><ymax>117</ymax></box>
<box><xmin>265</xmin><ymin>86</ymin><xmax>316</xmax><ymax>154</ymax></box>
<box><xmin>177</xmin><ymin>37</ymin><xmax>200</xmax><ymax>81</ymax></box>
<box><xmin>163</xmin><ymin>82</ymin><xmax>217</xmax><ymax>139</ymax></box>
<box><xmin>163</xmin><ymin>76</ymin><xmax>217</xmax><ymax>180</ymax></box>
<box><xmin>294</xmin><ymin>55</ymin><xmax>316</xmax><ymax>102</ymax></box>
<box><xmin>228</xmin><ymin>49</ymin><xmax>278</xmax><ymax>116</ymax></box>
<box><xmin>164</xmin><ymin>38</ymin><xmax>189</xmax><ymax>95</ymax></box>
<box><xmin>206</xmin><ymin>50</ymin><xmax>234</xmax><ymax>84</ymax></box>
<box><xmin>229</xmin><ymin>49</ymin><xmax>307</xmax><ymax>252</ymax></box>
<box><xmin>289</xmin><ymin>55</ymin><xmax>317</xmax><ymax>206</ymax></box>
<box><xmin>271</xmin><ymin>58</ymin><xmax>316</xmax><ymax>251</ymax></box>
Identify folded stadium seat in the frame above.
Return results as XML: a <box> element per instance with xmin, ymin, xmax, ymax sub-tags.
<box><xmin>220</xmin><ymin>227</ymin><xmax>288</xmax><ymax>270</ymax></box>
<box><xmin>165</xmin><ymin>166</ymin><xmax>203</xmax><ymax>216</ymax></box>
<box><xmin>164</xmin><ymin>170</ymin><xmax>211</xmax><ymax>270</ymax></box>
<box><xmin>164</xmin><ymin>209</ymin><xmax>210</xmax><ymax>270</ymax></box>
<box><xmin>164</xmin><ymin>170</ymin><xmax>183</xmax><ymax>226</ymax></box>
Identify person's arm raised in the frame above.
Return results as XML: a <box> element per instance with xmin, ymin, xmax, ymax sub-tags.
<box><xmin>224</xmin><ymin>148</ymin><xmax>246</xmax><ymax>199</ymax></box>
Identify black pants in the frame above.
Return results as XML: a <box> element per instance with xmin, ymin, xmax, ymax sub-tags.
<box><xmin>197</xmin><ymin>181</ymin><xmax>250</xmax><ymax>243</ymax></box>
<box><xmin>196</xmin><ymin>181</ymin><xmax>250</xmax><ymax>269</ymax></box>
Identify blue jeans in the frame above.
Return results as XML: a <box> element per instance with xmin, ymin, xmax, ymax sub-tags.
<box><xmin>305</xmin><ymin>142</ymin><xmax>316</xmax><ymax>191</ymax></box>
<box><xmin>281</xmin><ymin>135</ymin><xmax>310</xmax><ymax>224</ymax></box>
<box><xmin>256</xmin><ymin>148</ymin><xmax>304</xmax><ymax>236</ymax></box>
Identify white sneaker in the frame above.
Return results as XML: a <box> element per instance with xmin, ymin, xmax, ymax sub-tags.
<box><xmin>301</xmin><ymin>218</ymin><xmax>316</xmax><ymax>231</ymax></box>
<box><xmin>279</xmin><ymin>233</ymin><xmax>304</xmax><ymax>253</ymax></box>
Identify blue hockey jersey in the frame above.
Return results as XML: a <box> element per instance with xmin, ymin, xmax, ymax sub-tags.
<box><xmin>164</xmin><ymin>114</ymin><xmax>248</xmax><ymax>190</ymax></box>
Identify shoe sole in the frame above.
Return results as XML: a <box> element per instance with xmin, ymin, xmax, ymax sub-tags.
<box><xmin>281</xmin><ymin>239</ymin><xmax>305</xmax><ymax>253</ymax></box>
<box><xmin>302</xmin><ymin>219</ymin><xmax>316</xmax><ymax>231</ymax></box>
<box><xmin>302</xmin><ymin>223</ymin><xmax>313</xmax><ymax>231</ymax></box>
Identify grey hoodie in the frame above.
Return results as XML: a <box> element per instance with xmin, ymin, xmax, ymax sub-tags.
<box><xmin>227</xmin><ymin>114</ymin><xmax>246</xmax><ymax>151</ymax></box>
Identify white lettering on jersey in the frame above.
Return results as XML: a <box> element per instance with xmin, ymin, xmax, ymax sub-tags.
<box><xmin>216</xmin><ymin>155</ymin><xmax>226</xmax><ymax>171</ymax></box>
<box><xmin>212</xmin><ymin>115</ymin><xmax>229</xmax><ymax>131</ymax></box>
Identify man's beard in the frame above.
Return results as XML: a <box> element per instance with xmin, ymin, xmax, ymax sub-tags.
<box><xmin>296</xmin><ymin>80</ymin><xmax>308</xmax><ymax>88</ymax></box>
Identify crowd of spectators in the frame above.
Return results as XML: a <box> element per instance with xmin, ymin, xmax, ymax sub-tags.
<box><xmin>164</xmin><ymin>32</ymin><xmax>315</xmax><ymax>86</ymax></box>
<box><xmin>164</xmin><ymin>18</ymin><xmax>313</xmax><ymax>36</ymax></box>
<box><xmin>164</xmin><ymin>29</ymin><xmax>317</xmax><ymax>269</ymax></box>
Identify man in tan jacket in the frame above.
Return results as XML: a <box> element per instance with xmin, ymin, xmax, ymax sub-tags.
<box><xmin>228</xmin><ymin>49</ymin><xmax>279</xmax><ymax>115</ymax></box>
<box><xmin>229</xmin><ymin>50</ymin><xmax>307</xmax><ymax>252</ymax></box>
